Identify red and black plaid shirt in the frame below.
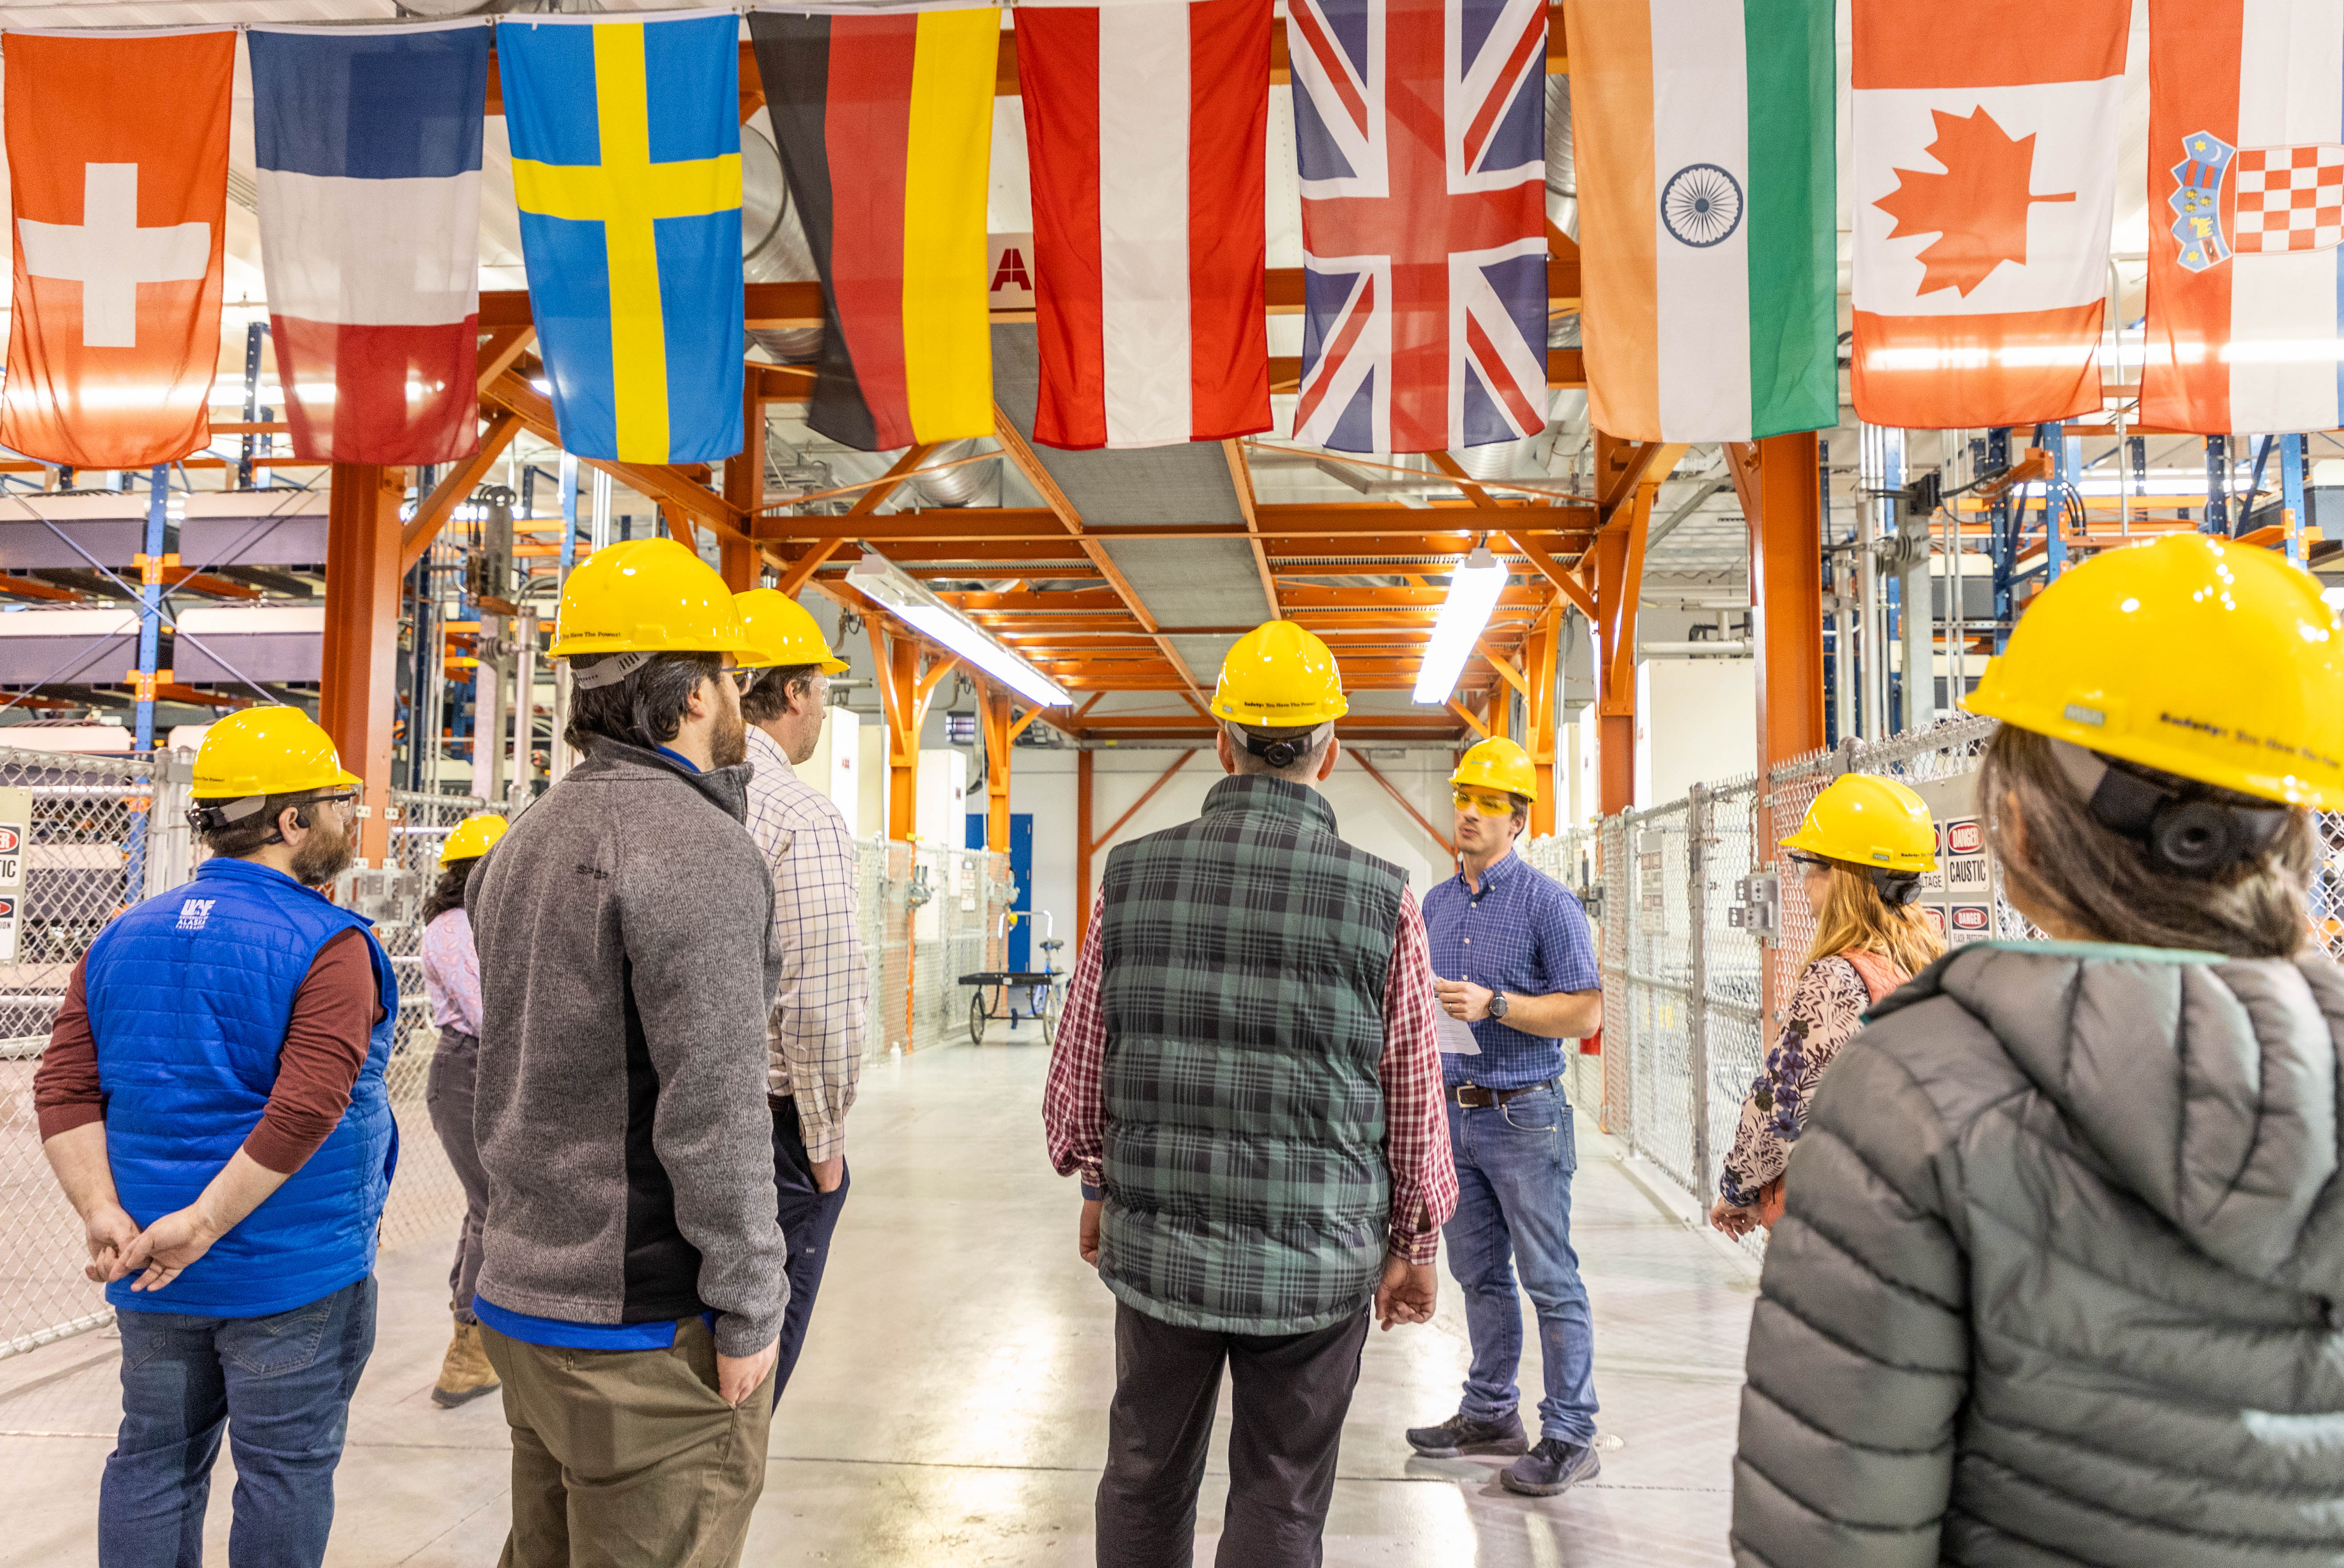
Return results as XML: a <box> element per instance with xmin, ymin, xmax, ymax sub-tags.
<box><xmin>1043</xmin><ymin>889</ymin><xmax>1457</xmax><ymax>1264</ymax></box>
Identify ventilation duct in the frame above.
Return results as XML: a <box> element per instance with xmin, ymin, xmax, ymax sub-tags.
<box><xmin>741</xmin><ymin>123</ymin><xmax>823</xmax><ymax>364</ymax></box>
<box><xmin>907</xmin><ymin>440</ymin><xmax>1001</xmax><ymax>508</ymax></box>
<box><xmin>1448</xmin><ymin>439</ymin><xmax>1536</xmax><ymax>482</ymax></box>
<box><xmin>1545</xmin><ymin>75</ymin><xmax>1576</xmax><ymax>244</ymax></box>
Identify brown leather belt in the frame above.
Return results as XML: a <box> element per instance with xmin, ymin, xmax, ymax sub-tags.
<box><xmin>1446</xmin><ymin>1078</ymin><xmax>1557</xmax><ymax>1109</ymax></box>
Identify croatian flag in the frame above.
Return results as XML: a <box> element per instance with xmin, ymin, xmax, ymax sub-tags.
<box><xmin>1015</xmin><ymin>0</ymin><xmax>1272</xmax><ymax>450</ymax></box>
<box><xmin>248</xmin><ymin>23</ymin><xmax>490</xmax><ymax>465</ymax></box>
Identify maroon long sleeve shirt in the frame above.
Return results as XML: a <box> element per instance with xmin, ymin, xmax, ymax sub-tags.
<box><xmin>34</xmin><ymin>928</ymin><xmax>385</xmax><ymax>1175</ymax></box>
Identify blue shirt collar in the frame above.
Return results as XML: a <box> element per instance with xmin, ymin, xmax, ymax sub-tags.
<box><xmin>1458</xmin><ymin>846</ymin><xmax>1518</xmax><ymax>895</ymax></box>
<box><xmin>653</xmin><ymin>743</ymin><xmax>702</xmax><ymax>775</ymax></box>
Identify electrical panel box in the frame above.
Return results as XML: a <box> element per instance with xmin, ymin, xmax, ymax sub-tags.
<box><xmin>1727</xmin><ymin>872</ymin><xmax>1779</xmax><ymax>941</ymax></box>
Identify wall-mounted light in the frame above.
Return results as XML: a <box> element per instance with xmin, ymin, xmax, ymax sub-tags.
<box><xmin>846</xmin><ymin>552</ymin><xmax>1071</xmax><ymax>708</ymax></box>
<box><xmin>1413</xmin><ymin>544</ymin><xmax>1507</xmax><ymax>704</ymax></box>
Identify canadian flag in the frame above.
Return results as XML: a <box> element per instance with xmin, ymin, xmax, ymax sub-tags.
<box><xmin>1849</xmin><ymin>0</ymin><xmax>2128</xmax><ymax>428</ymax></box>
<box><xmin>1015</xmin><ymin>0</ymin><xmax>1272</xmax><ymax>450</ymax></box>
<box><xmin>0</xmin><ymin>31</ymin><xmax>232</xmax><ymax>470</ymax></box>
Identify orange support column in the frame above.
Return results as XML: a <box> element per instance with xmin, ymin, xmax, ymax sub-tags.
<box><xmin>320</xmin><ymin>462</ymin><xmax>406</xmax><ymax>868</ymax></box>
<box><xmin>1522</xmin><ymin>608</ymin><xmax>1558</xmax><ymax>836</ymax></box>
<box><xmin>720</xmin><ymin>378</ymin><xmax>763</xmax><ymax>590</ymax></box>
<box><xmin>1730</xmin><ymin>433</ymin><xmax>1826</xmax><ymax>790</ymax></box>
<box><xmin>886</xmin><ymin>637</ymin><xmax>919</xmax><ymax>840</ymax></box>
<box><xmin>1592</xmin><ymin>487</ymin><xmax>1654</xmax><ymax>817</ymax></box>
<box><xmin>976</xmin><ymin>685</ymin><xmax>1014</xmax><ymax>852</ymax></box>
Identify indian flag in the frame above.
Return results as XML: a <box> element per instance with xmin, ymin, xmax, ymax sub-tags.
<box><xmin>1563</xmin><ymin>0</ymin><xmax>1835</xmax><ymax>442</ymax></box>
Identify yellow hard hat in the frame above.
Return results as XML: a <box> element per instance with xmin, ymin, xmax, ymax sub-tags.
<box><xmin>547</xmin><ymin>538</ymin><xmax>753</xmax><ymax>664</ymax></box>
<box><xmin>439</xmin><ymin>812</ymin><xmax>508</xmax><ymax>867</ymax></box>
<box><xmin>1780</xmin><ymin>774</ymin><xmax>1937</xmax><ymax>873</ymax></box>
<box><xmin>1966</xmin><ymin>534</ymin><xmax>2344</xmax><ymax>808</ymax></box>
<box><xmin>1211</xmin><ymin>621</ymin><xmax>1348</xmax><ymax>727</ymax></box>
<box><xmin>734</xmin><ymin>588</ymin><xmax>848</xmax><ymax>673</ymax></box>
<box><xmin>192</xmin><ymin>707</ymin><xmax>360</xmax><ymax>801</ymax></box>
<box><xmin>1451</xmin><ymin>737</ymin><xmax>1537</xmax><ymax>802</ymax></box>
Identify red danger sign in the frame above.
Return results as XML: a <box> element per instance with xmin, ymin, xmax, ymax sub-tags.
<box><xmin>1950</xmin><ymin>905</ymin><xmax>1991</xmax><ymax>931</ymax></box>
<box><xmin>1947</xmin><ymin>821</ymin><xmax>1984</xmax><ymax>855</ymax></box>
<box><xmin>0</xmin><ymin>829</ymin><xmax>21</xmax><ymax>854</ymax></box>
<box><xmin>0</xmin><ymin>897</ymin><xmax>20</xmax><ymax>920</ymax></box>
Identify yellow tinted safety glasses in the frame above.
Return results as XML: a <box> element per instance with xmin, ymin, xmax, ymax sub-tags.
<box><xmin>1453</xmin><ymin>789</ymin><xmax>1515</xmax><ymax>817</ymax></box>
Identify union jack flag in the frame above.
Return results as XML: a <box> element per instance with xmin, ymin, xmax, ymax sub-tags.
<box><xmin>1286</xmin><ymin>0</ymin><xmax>1548</xmax><ymax>453</ymax></box>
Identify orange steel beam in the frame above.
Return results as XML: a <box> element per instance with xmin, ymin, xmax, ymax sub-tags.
<box><xmin>1593</xmin><ymin>473</ymin><xmax>1657</xmax><ymax>817</ymax></box>
<box><xmin>1728</xmin><ymin>432</ymin><xmax>1826</xmax><ymax>803</ymax></box>
<box><xmin>776</xmin><ymin>444</ymin><xmax>940</xmax><ymax>596</ymax></box>
<box><xmin>0</xmin><ymin>572</ymin><xmax>84</xmax><ymax>602</ymax></box>
<box><xmin>475</xmin><ymin>327</ymin><xmax>536</xmax><ymax>396</ymax></box>
<box><xmin>1349</xmin><ymin>751</ymin><xmax>1454</xmax><ymax>859</ymax></box>
<box><xmin>1478</xmin><ymin>637</ymin><xmax>1530</xmax><ymax>699</ymax></box>
<box><xmin>1522</xmin><ymin>609</ymin><xmax>1558</xmax><ymax>835</ymax></box>
<box><xmin>321</xmin><ymin>463</ymin><xmax>405</xmax><ymax>867</ymax></box>
<box><xmin>1223</xmin><ymin>439</ymin><xmax>1280</xmax><ymax>621</ymax></box>
<box><xmin>720</xmin><ymin>377</ymin><xmax>764</xmax><ymax>589</ymax></box>
<box><xmin>991</xmin><ymin>405</ymin><xmax>1206</xmax><ymax>705</ymax></box>
<box><xmin>401</xmin><ymin>409</ymin><xmax>523</xmax><ymax>572</ymax></box>
<box><xmin>480</xmin><ymin>369</ymin><xmax>747</xmax><ymax>539</ymax></box>
<box><xmin>1447</xmin><ymin>699</ymin><xmax>1490</xmax><ymax>739</ymax></box>
<box><xmin>1089</xmin><ymin>750</ymin><xmax>1199</xmax><ymax>853</ymax></box>
<box><xmin>977</xmin><ymin>684</ymin><xmax>1015</xmax><ymax>852</ymax></box>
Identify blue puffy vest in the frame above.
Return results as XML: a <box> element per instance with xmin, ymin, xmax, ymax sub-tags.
<box><xmin>85</xmin><ymin>856</ymin><xmax>398</xmax><ymax>1317</ymax></box>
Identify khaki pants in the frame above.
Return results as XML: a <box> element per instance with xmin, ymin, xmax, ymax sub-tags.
<box><xmin>479</xmin><ymin>1317</ymin><xmax>775</xmax><ymax>1568</ymax></box>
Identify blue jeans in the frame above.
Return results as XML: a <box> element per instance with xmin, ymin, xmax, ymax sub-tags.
<box><xmin>100</xmin><ymin>1275</ymin><xmax>378</xmax><ymax>1568</ymax></box>
<box><xmin>1443</xmin><ymin>1085</ymin><xmax>1598</xmax><ymax>1443</ymax></box>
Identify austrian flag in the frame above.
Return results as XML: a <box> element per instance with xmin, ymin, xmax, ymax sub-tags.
<box><xmin>1016</xmin><ymin>0</ymin><xmax>1272</xmax><ymax>450</ymax></box>
<box><xmin>1849</xmin><ymin>0</ymin><xmax>2129</xmax><ymax>428</ymax></box>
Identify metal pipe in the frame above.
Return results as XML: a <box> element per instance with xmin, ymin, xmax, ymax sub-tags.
<box><xmin>1638</xmin><ymin>640</ymin><xmax>1751</xmax><ymax>656</ymax></box>
<box><xmin>508</xmin><ymin>607</ymin><xmax>537</xmax><ymax>814</ymax></box>
<box><xmin>1945</xmin><ymin>448</ymin><xmax>1965</xmax><ymax>711</ymax></box>
<box><xmin>1856</xmin><ymin>425</ymin><xmax>1884</xmax><ymax>739</ymax></box>
<box><xmin>590</xmin><ymin>469</ymin><xmax>613</xmax><ymax>553</ymax></box>
<box><xmin>1892</xmin><ymin>430</ymin><xmax>1935</xmax><ymax>733</ymax></box>
<box><xmin>474</xmin><ymin>614</ymin><xmax>504</xmax><ymax>803</ymax></box>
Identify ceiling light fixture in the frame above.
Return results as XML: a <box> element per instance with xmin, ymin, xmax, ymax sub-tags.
<box><xmin>1413</xmin><ymin>543</ymin><xmax>1508</xmax><ymax>704</ymax></box>
<box><xmin>846</xmin><ymin>551</ymin><xmax>1071</xmax><ymax>708</ymax></box>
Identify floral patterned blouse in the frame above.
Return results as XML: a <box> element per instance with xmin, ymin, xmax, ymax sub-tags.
<box><xmin>1719</xmin><ymin>954</ymin><xmax>1885</xmax><ymax>1208</ymax></box>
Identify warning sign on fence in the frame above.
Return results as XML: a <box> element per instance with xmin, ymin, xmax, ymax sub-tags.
<box><xmin>0</xmin><ymin>789</ymin><xmax>31</xmax><ymax>963</ymax></box>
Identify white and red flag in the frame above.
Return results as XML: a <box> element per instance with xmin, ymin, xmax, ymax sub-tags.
<box><xmin>2141</xmin><ymin>0</ymin><xmax>2344</xmax><ymax>433</ymax></box>
<box><xmin>1016</xmin><ymin>0</ymin><xmax>1271</xmax><ymax>449</ymax></box>
<box><xmin>1849</xmin><ymin>0</ymin><xmax>2128</xmax><ymax>428</ymax></box>
<box><xmin>0</xmin><ymin>30</ymin><xmax>232</xmax><ymax>470</ymax></box>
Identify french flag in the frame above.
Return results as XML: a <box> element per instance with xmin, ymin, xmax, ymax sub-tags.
<box><xmin>248</xmin><ymin>23</ymin><xmax>489</xmax><ymax>466</ymax></box>
<box><xmin>1017</xmin><ymin>0</ymin><xmax>1272</xmax><ymax>449</ymax></box>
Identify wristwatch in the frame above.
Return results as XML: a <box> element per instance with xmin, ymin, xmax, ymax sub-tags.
<box><xmin>1488</xmin><ymin>992</ymin><xmax>1510</xmax><ymax>1021</ymax></box>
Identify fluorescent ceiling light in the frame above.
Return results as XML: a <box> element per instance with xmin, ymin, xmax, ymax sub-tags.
<box><xmin>1413</xmin><ymin>545</ymin><xmax>1507</xmax><ymax>705</ymax></box>
<box><xmin>846</xmin><ymin>552</ymin><xmax>1071</xmax><ymax>709</ymax></box>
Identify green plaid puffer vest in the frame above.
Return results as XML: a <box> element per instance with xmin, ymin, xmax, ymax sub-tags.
<box><xmin>1097</xmin><ymin>774</ymin><xmax>1407</xmax><ymax>1335</ymax></box>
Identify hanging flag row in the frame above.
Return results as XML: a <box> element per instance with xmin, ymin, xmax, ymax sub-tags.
<box><xmin>0</xmin><ymin>0</ymin><xmax>1579</xmax><ymax>473</ymax></box>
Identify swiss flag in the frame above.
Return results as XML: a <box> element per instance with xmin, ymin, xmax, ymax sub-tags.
<box><xmin>1849</xmin><ymin>0</ymin><xmax>2128</xmax><ymax>428</ymax></box>
<box><xmin>0</xmin><ymin>31</ymin><xmax>232</xmax><ymax>470</ymax></box>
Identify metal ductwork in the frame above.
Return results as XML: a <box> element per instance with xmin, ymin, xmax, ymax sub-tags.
<box><xmin>1448</xmin><ymin>438</ymin><xmax>1536</xmax><ymax>482</ymax></box>
<box><xmin>1545</xmin><ymin>75</ymin><xmax>1576</xmax><ymax>244</ymax></box>
<box><xmin>742</xmin><ymin>122</ymin><xmax>823</xmax><ymax>363</ymax></box>
<box><xmin>907</xmin><ymin>440</ymin><xmax>1001</xmax><ymax>508</ymax></box>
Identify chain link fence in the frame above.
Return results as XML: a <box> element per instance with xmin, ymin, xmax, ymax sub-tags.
<box><xmin>0</xmin><ymin>749</ymin><xmax>1010</xmax><ymax>1361</ymax></box>
<box><xmin>1525</xmin><ymin>712</ymin><xmax>2035</xmax><ymax>1263</ymax></box>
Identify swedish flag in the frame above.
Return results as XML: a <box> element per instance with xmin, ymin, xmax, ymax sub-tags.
<box><xmin>500</xmin><ymin>14</ymin><xmax>743</xmax><ymax>464</ymax></box>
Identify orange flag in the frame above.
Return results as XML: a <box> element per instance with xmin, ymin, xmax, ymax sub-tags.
<box><xmin>0</xmin><ymin>31</ymin><xmax>233</xmax><ymax>469</ymax></box>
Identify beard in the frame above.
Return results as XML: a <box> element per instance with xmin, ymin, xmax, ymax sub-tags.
<box><xmin>291</xmin><ymin>817</ymin><xmax>355</xmax><ymax>888</ymax></box>
<box><xmin>709</xmin><ymin>703</ymin><xmax>748</xmax><ymax>770</ymax></box>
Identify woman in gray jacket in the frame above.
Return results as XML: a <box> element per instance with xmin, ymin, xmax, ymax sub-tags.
<box><xmin>1730</xmin><ymin>533</ymin><xmax>2344</xmax><ymax>1568</ymax></box>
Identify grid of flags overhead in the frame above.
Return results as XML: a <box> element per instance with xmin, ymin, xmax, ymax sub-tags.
<box><xmin>2</xmin><ymin>1</ymin><xmax>2332</xmax><ymax>476</ymax></box>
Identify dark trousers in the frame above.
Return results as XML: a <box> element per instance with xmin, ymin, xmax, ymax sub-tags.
<box><xmin>100</xmin><ymin>1275</ymin><xmax>378</xmax><ymax>1568</ymax></box>
<box><xmin>770</xmin><ymin>1094</ymin><xmax>850</xmax><ymax>1403</ymax></box>
<box><xmin>1097</xmin><ymin>1301</ymin><xmax>1370</xmax><ymax>1568</ymax></box>
<box><xmin>425</xmin><ymin>1028</ymin><xmax>489</xmax><ymax>1324</ymax></box>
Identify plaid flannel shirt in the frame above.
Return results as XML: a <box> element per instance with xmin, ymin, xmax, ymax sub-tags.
<box><xmin>1044</xmin><ymin>888</ymin><xmax>1457</xmax><ymax>1264</ymax></box>
<box><xmin>743</xmin><ymin>725</ymin><xmax>866</xmax><ymax>1162</ymax></box>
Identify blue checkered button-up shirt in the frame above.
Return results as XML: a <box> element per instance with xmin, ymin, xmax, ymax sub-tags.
<box><xmin>1422</xmin><ymin>847</ymin><xmax>1601</xmax><ymax>1090</ymax></box>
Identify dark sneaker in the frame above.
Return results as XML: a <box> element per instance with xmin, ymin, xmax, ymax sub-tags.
<box><xmin>1404</xmin><ymin>1411</ymin><xmax>1529</xmax><ymax>1458</ymax></box>
<box><xmin>1500</xmin><ymin>1437</ymin><xmax>1601</xmax><ymax>1496</ymax></box>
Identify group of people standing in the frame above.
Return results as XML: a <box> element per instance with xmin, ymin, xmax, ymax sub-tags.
<box><xmin>25</xmin><ymin>524</ymin><xmax>2344</xmax><ymax>1568</ymax></box>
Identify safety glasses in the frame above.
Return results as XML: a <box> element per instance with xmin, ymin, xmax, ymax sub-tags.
<box><xmin>1785</xmin><ymin>851</ymin><xmax>1832</xmax><ymax>870</ymax></box>
<box><xmin>1452</xmin><ymin>789</ymin><xmax>1514</xmax><ymax>817</ymax></box>
<box><xmin>724</xmin><ymin>667</ymin><xmax>762</xmax><ymax>696</ymax></box>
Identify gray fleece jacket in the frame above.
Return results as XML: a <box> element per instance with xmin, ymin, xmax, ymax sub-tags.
<box><xmin>467</xmin><ymin>736</ymin><xmax>787</xmax><ymax>1356</ymax></box>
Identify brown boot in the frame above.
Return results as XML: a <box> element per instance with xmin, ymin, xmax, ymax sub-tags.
<box><xmin>432</xmin><ymin>1314</ymin><xmax>500</xmax><ymax>1408</ymax></box>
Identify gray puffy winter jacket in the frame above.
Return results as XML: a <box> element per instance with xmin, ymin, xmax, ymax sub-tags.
<box><xmin>1731</xmin><ymin>941</ymin><xmax>2344</xmax><ymax>1568</ymax></box>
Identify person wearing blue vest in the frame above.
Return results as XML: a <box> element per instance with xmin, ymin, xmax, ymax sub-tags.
<box><xmin>34</xmin><ymin>706</ymin><xmax>396</xmax><ymax>1568</ymax></box>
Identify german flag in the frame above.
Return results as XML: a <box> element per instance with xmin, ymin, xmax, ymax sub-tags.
<box><xmin>752</xmin><ymin>6</ymin><xmax>999</xmax><ymax>452</ymax></box>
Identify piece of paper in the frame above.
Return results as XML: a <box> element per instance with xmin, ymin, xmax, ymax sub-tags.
<box><xmin>1435</xmin><ymin>1008</ymin><xmax>1481</xmax><ymax>1056</ymax></box>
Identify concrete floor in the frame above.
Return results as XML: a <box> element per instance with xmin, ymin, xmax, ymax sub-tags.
<box><xmin>0</xmin><ymin>1038</ymin><xmax>1759</xmax><ymax>1566</ymax></box>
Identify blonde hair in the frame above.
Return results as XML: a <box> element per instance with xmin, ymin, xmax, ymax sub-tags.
<box><xmin>1805</xmin><ymin>860</ymin><xmax>1945</xmax><ymax>978</ymax></box>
